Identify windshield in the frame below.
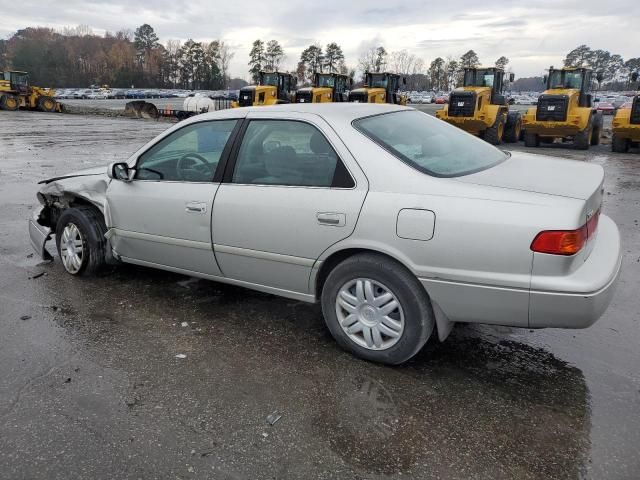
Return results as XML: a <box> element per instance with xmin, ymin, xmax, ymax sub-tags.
<box><xmin>463</xmin><ymin>69</ymin><xmax>495</xmax><ymax>87</ymax></box>
<box><xmin>368</xmin><ymin>74</ymin><xmax>388</xmax><ymax>88</ymax></box>
<box><xmin>353</xmin><ymin>110</ymin><xmax>507</xmax><ymax>177</ymax></box>
<box><xmin>548</xmin><ymin>70</ymin><xmax>583</xmax><ymax>90</ymax></box>
<box><xmin>317</xmin><ymin>75</ymin><xmax>335</xmax><ymax>88</ymax></box>
<box><xmin>261</xmin><ymin>73</ymin><xmax>278</xmax><ymax>87</ymax></box>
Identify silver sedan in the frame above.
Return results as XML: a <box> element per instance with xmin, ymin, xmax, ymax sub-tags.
<box><xmin>29</xmin><ymin>104</ymin><xmax>622</xmax><ymax>364</ymax></box>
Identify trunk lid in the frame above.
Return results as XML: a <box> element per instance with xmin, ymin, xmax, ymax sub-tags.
<box><xmin>455</xmin><ymin>151</ymin><xmax>604</xmax><ymax>201</ymax></box>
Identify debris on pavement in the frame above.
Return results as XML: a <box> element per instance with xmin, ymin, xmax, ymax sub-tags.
<box><xmin>266</xmin><ymin>411</ymin><xmax>282</xmax><ymax>426</ymax></box>
<box><xmin>20</xmin><ymin>315</ymin><xmax>31</xmax><ymax>321</ymax></box>
<box><xmin>181</xmin><ymin>322</ymin><xmax>189</xmax><ymax>327</ymax></box>
<box><xmin>175</xmin><ymin>354</ymin><xmax>187</xmax><ymax>359</ymax></box>
<box><xmin>29</xmin><ymin>272</ymin><xmax>45</xmax><ymax>279</ymax></box>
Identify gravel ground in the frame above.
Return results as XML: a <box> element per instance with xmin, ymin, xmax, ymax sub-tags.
<box><xmin>0</xmin><ymin>110</ymin><xmax>638</xmax><ymax>479</ymax></box>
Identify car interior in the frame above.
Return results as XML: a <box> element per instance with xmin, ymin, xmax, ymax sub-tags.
<box><xmin>232</xmin><ymin>121</ymin><xmax>339</xmax><ymax>187</ymax></box>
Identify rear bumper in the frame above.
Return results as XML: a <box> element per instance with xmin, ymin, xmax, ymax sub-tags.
<box><xmin>28</xmin><ymin>207</ymin><xmax>53</xmax><ymax>260</ymax></box>
<box><xmin>529</xmin><ymin>214</ymin><xmax>621</xmax><ymax>328</ymax></box>
<box><xmin>418</xmin><ymin>215</ymin><xmax>621</xmax><ymax>330</ymax></box>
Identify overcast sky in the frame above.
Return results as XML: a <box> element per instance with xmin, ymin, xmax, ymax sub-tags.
<box><xmin>1</xmin><ymin>0</ymin><xmax>638</xmax><ymax>79</ymax></box>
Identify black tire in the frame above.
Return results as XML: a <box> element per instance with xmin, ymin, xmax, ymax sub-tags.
<box><xmin>591</xmin><ymin>112</ymin><xmax>603</xmax><ymax>146</ymax></box>
<box><xmin>611</xmin><ymin>134</ymin><xmax>629</xmax><ymax>153</ymax></box>
<box><xmin>321</xmin><ymin>253</ymin><xmax>434</xmax><ymax>365</ymax></box>
<box><xmin>524</xmin><ymin>130</ymin><xmax>540</xmax><ymax>147</ymax></box>
<box><xmin>1</xmin><ymin>94</ymin><xmax>20</xmax><ymax>111</ymax></box>
<box><xmin>503</xmin><ymin>111</ymin><xmax>522</xmax><ymax>143</ymax></box>
<box><xmin>483</xmin><ymin>113</ymin><xmax>506</xmax><ymax>145</ymax></box>
<box><xmin>574</xmin><ymin>116</ymin><xmax>593</xmax><ymax>150</ymax></box>
<box><xmin>38</xmin><ymin>95</ymin><xmax>57</xmax><ymax>112</ymax></box>
<box><xmin>55</xmin><ymin>206</ymin><xmax>107</xmax><ymax>276</ymax></box>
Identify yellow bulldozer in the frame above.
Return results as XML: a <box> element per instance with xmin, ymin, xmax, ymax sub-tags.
<box><xmin>294</xmin><ymin>72</ymin><xmax>352</xmax><ymax>103</ymax></box>
<box><xmin>435</xmin><ymin>67</ymin><xmax>521</xmax><ymax>145</ymax></box>
<box><xmin>348</xmin><ymin>72</ymin><xmax>407</xmax><ymax>105</ymax></box>
<box><xmin>611</xmin><ymin>93</ymin><xmax>640</xmax><ymax>153</ymax></box>
<box><xmin>522</xmin><ymin>67</ymin><xmax>603</xmax><ymax>150</ymax></box>
<box><xmin>234</xmin><ymin>71</ymin><xmax>297</xmax><ymax>107</ymax></box>
<box><xmin>0</xmin><ymin>70</ymin><xmax>63</xmax><ymax>112</ymax></box>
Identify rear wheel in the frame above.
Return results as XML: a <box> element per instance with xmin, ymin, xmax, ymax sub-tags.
<box><xmin>503</xmin><ymin>111</ymin><xmax>522</xmax><ymax>143</ymax></box>
<box><xmin>524</xmin><ymin>130</ymin><xmax>540</xmax><ymax>147</ymax></box>
<box><xmin>321</xmin><ymin>253</ymin><xmax>434</xmax><ymax>365</ymax></box>
<box><xmin>574</xmin><ymin>116</ymin><xmax>593</xmax><ymax>150</ymax></box>
<box><xmin>484</xmin><ymin>114</ymin><xmax>506</xmax><ymax>145</ymax></box>
<box><xmin>55</xmin><ymin>206</ymin><xmax>107</xmax><ymax>276</ymax></box>
<box><xmin>611</xmin><ymin>134</ymin><xmax>629</xmax><ymax>153</ymax></box>
<box><xmin>1</xmin><ymin>94</ymin><xmax>20</xmax><ymax>111</ymax></box>
<box><xmin>37</xmin><ymin>95</ymin><xmax>57</xmax><ymax>112</ymax></box>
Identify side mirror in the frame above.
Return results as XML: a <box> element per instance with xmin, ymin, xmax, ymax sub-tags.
<box><xmin>402</xmin><ymin>77</ymin><xmax>407</xmax><ymax>85</ymax></box>
<box><xmin>542</xmin><ymin>75</ymin><xmax>547</xmax><ymax>84</ymax></box>
<box><xmin>349</xmin><ymin>78</ymin><xmax>354</xmax><ymax>87</ymax></box>
<box><xmin>108</xmin><ymin>162</ymin><xmax>133</xmax><ymax>181</ymax></box>
<box><xmin>509</xmin><ymin>73</ymin><xmax>515</xmax><ymax>82</ymax></box>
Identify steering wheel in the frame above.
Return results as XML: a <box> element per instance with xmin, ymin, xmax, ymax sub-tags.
<box><xmin>176</xmin><ymin>152</ymin><xmax>209</xmax><ymax>180</ymax></box>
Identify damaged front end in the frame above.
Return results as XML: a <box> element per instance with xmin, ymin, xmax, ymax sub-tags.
<box><xmin>28</xmin><ymin>167</ymin><xmax>110</xmax><ymax>260</ymax></box>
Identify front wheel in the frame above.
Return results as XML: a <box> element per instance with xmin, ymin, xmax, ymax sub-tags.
<box><xmin>55</xmin><ymin>206</ymin><xmax>107</xmax><ymax>276</ymax></box>
<box><xmin>611</xmin><ymin>135</ymin><xmax>629</xmax><ymax>153</ymax></box>
<box><xmin>38</xmin><ymin>96</ymin><xmax>57</xmax><ymax>112</ymax></box>
<box><xmin>321</xmin><ymin>253</ymin><xmax>434</xmax><ymax>365</ymax></box>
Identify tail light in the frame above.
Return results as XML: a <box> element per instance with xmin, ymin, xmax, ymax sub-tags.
<box><xmin>531</xmin><ymin>209</ymin><xmax>600</xmax><ymax>256</ymax></box>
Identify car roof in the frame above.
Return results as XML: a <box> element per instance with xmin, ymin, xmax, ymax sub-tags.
<box><xmin>189</xmin><ymin>103</ymin><xmax>411</xmax><ymax>124</ymax></box>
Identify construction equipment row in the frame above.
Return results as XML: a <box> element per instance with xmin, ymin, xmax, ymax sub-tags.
<box><xmin>3</xmin><ymin>67</ymin><xmax>637</xmax><ymax>153</ymax></box>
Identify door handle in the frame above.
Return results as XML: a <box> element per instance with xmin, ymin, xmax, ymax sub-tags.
<box><xmin>317</xmin><ymin>212</ymin><xmax>346</xmax><ymax>227</ymax></box>
<box><xmin>185</xmin><ymin>201</ymin><xmax>207</xmax><ymax>213</ymax></box>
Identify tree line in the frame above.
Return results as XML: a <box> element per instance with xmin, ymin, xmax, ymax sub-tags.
<box><xmin>1</xmin><ymin>24</ymin><xmax>638</xmax><ymax>92</ymax></box>
<box><xmin>0</xmin><ymin>24</ymin><xmax>237</xmax><ymax>90</ymax></box>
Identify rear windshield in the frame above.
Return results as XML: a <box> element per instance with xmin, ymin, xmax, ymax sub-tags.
<box><xmin>353</xmin><ymin>110</ymin><xmax>507</xmax><ymax>177</ymax></box>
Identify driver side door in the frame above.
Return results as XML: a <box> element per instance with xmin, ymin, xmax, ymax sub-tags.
<box><xmin>107</xmin><ymin>119</ymin><xmax>240</xmax><ymax>276</ymax></box>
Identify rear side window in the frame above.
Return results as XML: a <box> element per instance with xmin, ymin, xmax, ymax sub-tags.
<box><xmin>232</xmin><ymin>120</ymin><xmax>354</xmax><ymax>188</ymax></box>
<box><xmin>353</xmin><ymin>110</ymin><xmax>507</xmax><ymax>177</ymax></box>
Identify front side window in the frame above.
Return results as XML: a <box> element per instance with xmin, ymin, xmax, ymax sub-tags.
<box><xmin>136</xmin><ymin>120</ymin><xmax>237</xmax><ymax>182</ymax></box>
<box><xmin>354</xmin><ymin>110</ymin><xmax>507</xmax><ymax>177</ymax></box>
<box><xmin>232</xmin><ymin>120</ymin><xmax>353</xmax><ymax>187</ymax></box>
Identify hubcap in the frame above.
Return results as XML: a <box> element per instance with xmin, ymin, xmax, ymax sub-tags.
<box><xmin>60</xmin><ymin>223</ymin><xmax>84</xmax><ymax>274</ymax></box>
<box><xmin>336</xmin><ymin>278</ymin><xmax>405</xmax><ymax>351</ymax></box>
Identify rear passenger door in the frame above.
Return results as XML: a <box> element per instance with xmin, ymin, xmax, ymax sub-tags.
<box><xmin>212</xmin><ymin>111</ymin><xmax>368</xmax><ymax>296</ymax></box>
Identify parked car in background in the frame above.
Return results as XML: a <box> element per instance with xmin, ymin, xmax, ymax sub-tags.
<box><xmin>29</xmin><ymin>104</ymin><xmax>621</xmax><ymax>365</ymax></box>
<box><xmin>434</xmin><ymin>94</ymin><xmax>448</xmax><ymax>104</ymax></box>
<box><xmin>596</xmin><ymin>102</ymin><xmax>616</xmax><ymax>115</ymax></box>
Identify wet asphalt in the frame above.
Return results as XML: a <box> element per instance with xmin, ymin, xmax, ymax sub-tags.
<box><xmin>0</xmin><ymin>109</ymin><xmax>639</xmax><ymax>480</ymax></box>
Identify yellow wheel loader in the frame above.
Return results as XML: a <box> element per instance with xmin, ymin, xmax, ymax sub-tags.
<box><xmin>435</xmin><ymin>67</ymin><xmax>521</xmax><ymax>145</ymax></box>
<box><xmin>348</xmin><ymin>72</ymin><xmax>407</xmax><ymax>105</ymax></box>
<box><xmin>611</xmin><ymin>93</ymin><xmax>640</xmax><ymax>153</ymax></box>
<box><xmin>522</xmin><ymin>67</ymin><xmax>603</xmax><ymax>150</ymax></box>
<box><xmin>0</xmin><ymin>70</ymin><xmax>63</xmax><ymax>112</ymax></box>
<box><xmin>233</xmin><ymin>71</ymin><xmax>297</xmax><ymax>108</ymax></box>
<box><xmin>294</xmin><ymin>73</ymin><xmax>352</xmax><ymax>103</ymax></box>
